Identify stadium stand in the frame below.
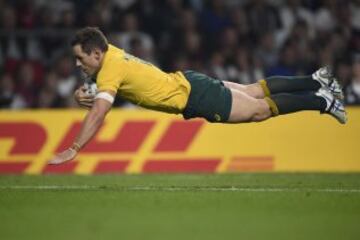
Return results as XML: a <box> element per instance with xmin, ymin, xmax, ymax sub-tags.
<box><xmin>0</xmin><ymin>0</ymin><xmax>359</xmax><ymax>108</ymax></box>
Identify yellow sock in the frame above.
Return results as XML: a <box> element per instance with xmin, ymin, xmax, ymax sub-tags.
<box><xmin>264</xmin><ymin>97</ymin><xmax>279</xmax><ymax>116</ymax></box>
<box><xmin>258</xmin><ymin>79</ymin><xmax>271</xmax><ymax>97</ymax></box>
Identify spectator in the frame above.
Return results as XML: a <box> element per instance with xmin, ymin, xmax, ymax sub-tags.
<box><xmin>335</xmin><ymin>59</ymin><xmax>353</xmax><ymax>86</ymax></box>
<box><xmin>208</xmin><ymin>51</ymin><xmax>227</xmax><ymax>80</ymax></box>
<box><xmin>227</xmin><ymin>48</ymin><xmax>264</xmax><ymax>84</ymax></box>
<box><xmin>14</xmin><ymin>62</ymin><xmax>37</xmax><ymax>108</ymax></box>
<box><xmin>0</xmin><ymin>73</ymin><xmax>26</xmax><ymax>109</ymax></box>
<box><xmin>279</xmin><ymin>0</ymin><xmax>315</xmax><ymax>36</ymax></box>
<box><xmin>266</xmin><ymin>40</ymin><xmax>299</xmax><ymax>76</ymax></box>
<box><xmin>229</xmin><ymin>7</ymin><xmax>251</xmax><ymax>43</ymax></box>
<box><xmin>345</xmin><ymin>57</ymin><xmax>360</xmax><ymax>105</ymax></box>
<box><xmin>0</xmin><ymin>6</ymin><xmax>23</xmax><ymax>61</ymax></box>
<box><xmin>314</xmin><ymin>0</ymin><xmax>338</xmax><ymax>33</ymax></box>
<box><xmin>111</xmin><ymin>13</ymin><xmax>155</xmax><ymax>62</ymax></box>
<box><xmin>245</xmin><ymin>0</ymin><xmax>282</xmax><ymax>39</ymax></box>
<box><xmin>350</xmin><ymin>0</ymin><xmax>360</xmax><ymax>30</ymax></box>
<box><xmin>35</xmin><ymin>71</ymin><xmax>64</xmax><ymax>108</ymax></box>
<box><xmin>255</xmin><ymin>32</ymin><xmax>279</xmax><ymax>70</ymax></box>
<box><xmin>55</xmin><ymin>55</ymin><xmax>77</xmax><ymax>101</ymax></box>
<box><xmin>200</xmin><ymin>0</ymin><xmax>231</xmax><ymax>50</ymax></box>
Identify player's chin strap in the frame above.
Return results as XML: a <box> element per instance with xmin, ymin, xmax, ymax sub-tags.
<box><xmin>95</xmin><ymin>92</ymin><xmax>115</xmax><ymax>104</ymax></box>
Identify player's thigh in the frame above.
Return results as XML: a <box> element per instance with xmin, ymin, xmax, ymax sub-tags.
<box><xmin>223</xmin><ymin>81</ymin><xmax>264</xmax><ymax>99</ymax></box>
<box><xmin>222</xmin><ymin>81</ymin><xmax>247</xmax><ymax>91</ymax></box>
<box><xmin>228</xmin><ymin>88</ymin><xmax>266</xmax><ymax>123</ymax></box>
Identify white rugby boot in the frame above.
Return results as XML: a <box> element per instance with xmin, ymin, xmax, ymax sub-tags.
<box><xmin>312</xmin><ymin>66</ymin><xmax>344</xmax><ymax>100</ymax></box>
<box><xmin>315</xmin><ymin>88</ymin><xmax>347</xmax><ymax>124</ymax></box>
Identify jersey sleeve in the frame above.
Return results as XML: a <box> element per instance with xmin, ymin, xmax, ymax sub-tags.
<box><xmin>96</xmin><ymin>59</ymin><xmax>125</xmax><ymax>93</ymax></box>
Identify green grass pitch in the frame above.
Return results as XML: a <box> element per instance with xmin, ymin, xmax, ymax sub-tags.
<box><xmin>1</xmin><ymin>173</ymin><xmax>360</xmax><ymax>240</ymax></box>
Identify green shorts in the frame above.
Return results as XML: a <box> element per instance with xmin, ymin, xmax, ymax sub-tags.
<box><xmin>182</xmin><ymin>70</ymin><xmax>232</xmax><ymax>122</ymax></box>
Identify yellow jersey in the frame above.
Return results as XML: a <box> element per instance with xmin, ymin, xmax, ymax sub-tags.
<box><xmin>96</xmin><ymin>44</ymin><xmax>191</xmax><ymax>114</ymax></box>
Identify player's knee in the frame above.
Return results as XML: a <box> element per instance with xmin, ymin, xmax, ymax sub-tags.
<box><xmin>250</xmin><ymin>102</ymin><xmax>272</xmax><ymax>122</ymax></box>
<box><xmin>251</xmin><ymin>112</ymin><xmax>268</xmax><ymax>122</ymax></box>
<box><xmin>228</xmin><ymin>91</ymin><xmax>270</xmax><ymax>123</ymax></box>
<box><xmin>228</xmin><ymin>110</ymin><xmax>255</xmax><ymax>123</ymax></box>
<box><xmin>235</xmin><ymin>100</ymin><xmax>270</xmax><ymax>122</ymax></box>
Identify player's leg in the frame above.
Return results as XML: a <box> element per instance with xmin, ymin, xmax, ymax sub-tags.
<box><xmin>223</xmin><ymin>67</ymin><xmax>343</xmax><ymax>100</ymax></box>
<box><xmin>182</xmin><ymin>69</ymin><xmax>346</xmax><ymax>124</ymax></box>
<box><xmin>259</xmin><ymin>75</ymin><xmax>320</xmax><ymax>95</ymax></box>
<box><xmin>223</xmin><ymin>77</ymin><xmax>320</xmax><ymax>100</ymax></box>
<box><xmin>226</xmin><ymin>88</ymin><xmax>324</xmax><ymax>123</ymax></box>
<box><xmin>223</xmin><ymin>78</ymin><xmax>319</xmax><ymax>100</ymax></box>
<box><xmin>222</xmin><ymin>81</ymin><xmax>265</xmax><ymax>99</ymax></box>
<box><xmin>259</xmin><ymin>67</ymin><xmax>343</xmax><ymax>99</ymax></box>
<box><xmin>226</xmin><ymin>89</ymin><xmax>272</xmax><ymax>123</ymax></box>
<box><xmin>227</xmin><ymin>87</ymin><xmax>347</xmax><ymax>124</ymax></box>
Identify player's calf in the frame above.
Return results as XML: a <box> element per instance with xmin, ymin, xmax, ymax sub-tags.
<box><xmin>257</xmin><ymin>67</ymin><xmax>344</xmax><ymax>99</ymax></box>
<box><xmin>264</xmin><ymin>89</ymin><xmax>347</xmax><ymax>124</ymax></box>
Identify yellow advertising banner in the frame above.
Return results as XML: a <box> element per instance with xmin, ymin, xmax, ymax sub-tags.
<box><xmin>0</xmin><ymin>108</ymin><xmax>359</xmax><ymax>174</ymax></box>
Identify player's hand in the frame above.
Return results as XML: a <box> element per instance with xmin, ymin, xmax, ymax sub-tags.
<box><xmin>74</xmin><ymin>86</ymin><xmax>95</xmax><ymax>109</ymax></box>
<box><xmin>48</xmin><ymin>148</ymin><xmax>77</xmax><ymax>165</ymax></box>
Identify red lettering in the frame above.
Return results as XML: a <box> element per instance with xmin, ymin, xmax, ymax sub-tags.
<box><xmin>42</xmin><ymin>161</ymin><xmax>78</xmax><ymax>174</ymax></box>
<box><xmin>0</xmin><ymin>122</ymin><xmax>46</xmax><ymax>154</ymax></box>
<box><xmin>0</xmin><ymin>162</ymin><xmax>30</xmax><ymax>174</ymax></box>
<box><xmin>143</xmin><ymin>158</ymin><xmax>220</xmax><ymax>173</ymax></box>
<box><xmin>93</xmin><ymin>160</ymin><xmax>130</xmax><ymax>174</ymax></box>
<box><xmin>56</xmin><ymin>121</ymin><xmax>155</xmax><ymax>152</ymax></box>
<box><xmin>153</xmin><ymin>120</ymin><xmax>204</xmax><ymax>152</ymax></box>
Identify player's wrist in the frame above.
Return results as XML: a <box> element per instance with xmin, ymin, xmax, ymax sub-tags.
<box><xmin>70</xmin><ymin>142</ymin><xmax>82</xmax><ymax>152</ymax></box>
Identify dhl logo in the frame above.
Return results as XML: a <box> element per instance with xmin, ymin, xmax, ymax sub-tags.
<box><xmin>2</xmin><ymin>109</ymin><xmax>360</xmax><ymax>173</ymax></box>
<box><xmin>0</xmin><ymin>117</ymin><xmax>274</xmax><ymax>175</ymax></box>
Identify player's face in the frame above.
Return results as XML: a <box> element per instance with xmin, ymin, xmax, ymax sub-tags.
<box><xmin>73</xmin><ymin>44</ymin><xmax>103</xmax><ymax>76</ymax></box>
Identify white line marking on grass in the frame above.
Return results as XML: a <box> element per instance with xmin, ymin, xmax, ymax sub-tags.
<box><xmin>0</xmin><ymin>185</ymin><xmax>99</xmax><ymax>190</ymax></box>
<box><xmin>0</xmin><ymin>185</ymin><xmax>360</xmax><ymax>193</ymax></box>
<box><xmin>130</xmin><ymin>187</ymin><xmax>360</xmax><ymax>193</ymax></box>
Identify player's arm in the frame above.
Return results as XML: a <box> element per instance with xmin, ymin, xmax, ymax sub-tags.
<box><xmin>48</xmin><ymin>90</ymin><xmax>115</xmax><ymax>164</ymax></box>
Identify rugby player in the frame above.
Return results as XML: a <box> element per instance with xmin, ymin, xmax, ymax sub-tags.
<box><xmin>49</xmin><ymin>27</ymin><xmax>346</xmax><ymax>164</ymax></box>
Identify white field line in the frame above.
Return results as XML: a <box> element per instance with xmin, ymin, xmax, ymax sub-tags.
<box><xmin>0</xmin><ymin>185</ymin><xmax>360</xmax><ymax>193</ymax></box>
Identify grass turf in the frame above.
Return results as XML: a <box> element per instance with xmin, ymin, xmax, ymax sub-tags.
<box><xmin>0</xmin><ymin>173</ymin><xmax>360</xmax><ymax>240</ymax></box>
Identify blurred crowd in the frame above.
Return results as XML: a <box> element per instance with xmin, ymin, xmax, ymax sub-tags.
<box><xmin>0</xmin><ymin>0</ymin><xmax>360</xmax><ymax>109</ymax></box>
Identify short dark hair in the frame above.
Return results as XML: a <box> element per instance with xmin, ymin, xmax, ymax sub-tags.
<box><xmin>71</xmin><ymin>27</ymin><xmax>108</xmax><ymax>54</ymax></box>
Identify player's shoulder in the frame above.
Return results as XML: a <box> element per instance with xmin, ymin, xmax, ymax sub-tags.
<box><xmin>96</xmin><ymin>45</ymin><xmax>126</xmax><ymax>81</ymax></box>
<box><xmin>102</xmin><ymin>45</ymin><xmax>125</xmax><ymax>67</ymax></box>
<box><xmin>107</xmin><ymin>44</ymin><xmax>125</xmax><ymax>57</ymax></box>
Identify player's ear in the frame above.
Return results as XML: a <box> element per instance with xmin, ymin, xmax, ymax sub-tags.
<box><xmin>93</xmin><ymin>49</ymin><xmax>102</xmax><ymax>60</ymax></box>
